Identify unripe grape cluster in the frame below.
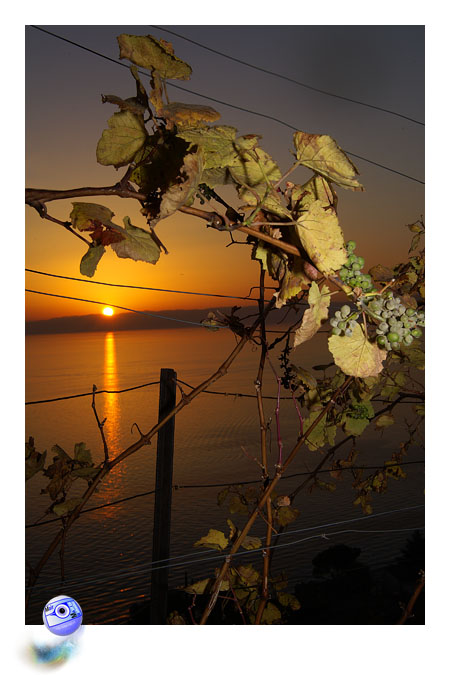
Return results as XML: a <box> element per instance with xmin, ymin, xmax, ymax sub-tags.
<box><xmin>338</xmin><ymin>240</ymin><xmax>374</xmax><ymax>293</ymax></box>
<box><xmin>330</xmin><ymin>304</ymin><xmax>359</xmax><ymax>337</ymax></box>
<box><xmin>365</xmin><ymin>291</ymin><xmax>425</xmax><ymax>351</ymax></box>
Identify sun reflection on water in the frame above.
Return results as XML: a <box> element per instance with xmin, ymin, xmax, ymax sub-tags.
<box><xmin>100</xmin><ymin>332</ymin><xmax>125</xmax><ymax>512</ymax></box>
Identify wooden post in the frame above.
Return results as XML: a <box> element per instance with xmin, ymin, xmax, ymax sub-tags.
<box><xmin>150</xmin><ymin>368</ymin><xmax>176</xmax><ymax>624</ymax></box>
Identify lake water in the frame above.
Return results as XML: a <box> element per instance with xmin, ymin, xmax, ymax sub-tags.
<box><xmin>25</xmin><ymin>327</ymin><xmax>424</xmax><ymax>624</ymax></box>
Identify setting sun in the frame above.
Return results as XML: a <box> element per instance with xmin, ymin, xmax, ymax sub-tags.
<box><xmin>102</xmin><ymin>307</ymin><xmax>114</xmax><ymax>316</ymax></box>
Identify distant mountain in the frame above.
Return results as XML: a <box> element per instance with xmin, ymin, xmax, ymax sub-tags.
<box><xmin>25</xmin><ymin>306</ymin><xmax>268</xmax><ymax>335</ymax></box>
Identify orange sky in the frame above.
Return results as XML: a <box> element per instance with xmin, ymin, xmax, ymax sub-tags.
<box><xmin>25</xmin><ymin>26</ymin><xmax>424</xmax><ymax>322</ymax></box>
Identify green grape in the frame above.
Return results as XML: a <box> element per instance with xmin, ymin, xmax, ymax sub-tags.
<box><xmin>405</xmin><ymin>308</ymin><xmax>416</xmax><ymax>317</ymax></box>
<box><xmin>403</xmin><ymin>334</ymin><xmax>414</xmax><ymax>345</ymax></box>
<box><xmin>330</xmin><ymin>318</ymin><xmax>339</xmax><ymax>327</ymax></box>
<box><xmin>345</xmin><ymin>328</ymin><xmax>353</xmax><ymax>337</ymax></box>
<box><xmin>338</xmin><ymin>321</ymin><xmax>347</xmax><ymax>331</ymax></box>
<box><xmin>377</xmin><ymin>335</ymin><xmax>386</xmax><ymax>347</ymax></box>
<box><xmin>397</xmin><ymin>305</ymin><xmax>406</xmax><ymax>316</ymax></box>
<box><xmin>387</xmin><ymin>332</ymin><xmax>399</xmax><ymax>343</ymax></box>
<box><xmin>352</xmin><ymin>262</ymin><xmax>362</xmax><ymax>271</ymax></box>
<box><xmin>335</xmin><ymin>310</ymin><xmax>342</xmax><ymax>319</ymax></box>
<box><xmin>356</xmin><ymin>256</ymin><xmax>365</xmax><ymax>267</ymax></box>
<box><xmin>341</xmin><ymin>305</ymin><xmax>351</xmax><ymax>318</ymax></box>
<box><xmin>386</xmin><ymin>300</ymin><xmax>395</xmax><ymax>310</ymax></box>
<box><xmin>348</xmin><ymin>278</ymin><xmax>359</xmax><ymax>287</ymax></box>
<box><xmin>417</xmin><ymin>312</ymin><xmax>425</xmax><ymax>320</ymax></box>
<box><xmin>354</xmin><ymin>269</ymin><xmax>361</xmax><ymax>276</ymax></box>
<box><xmin>331</xmin><ymin>327</ymin><xmax>341</xmax><ymax>336</ymax></box>
<box><xmin>361</xmin><ymin>280</ymin><xmax>371</xmax><ymax>290</ymax></box>
<box><xmin>391</xmin><ymin>341</ymin><xmax>401</xmax><ymax>350</ymax></box>
<box><xmin>411</xmin><ymin>328</ymin><xmax>422</xmax><ymax>338</ymax></box>
<box><xmin>346</xmin><ymin>240</ymin><xmax>356</xmax><ymax>251</ymax></box>
<box><xmin>347</xmin><ymin>254</ymin><xmax>357</xmax><ymax>265</ymax></box>
<box><xmin>369</xmin><ymin>301</ymin><xmax>382</xmax><ymax>314</ymax></box>
<box><xmin>339</xmin><ymin>268</ymin><xmax>349</xmax><ymax>279</ymax></box>
<box><xmin>379</xmin><ymin>321</ymin><xmax>389</xmax><ymax>333</ymax></box>
<box><xmin>385</xmin><ymin>291</ymin><xmax>394</xmax><ymax>299</ymax></box>
<box><xmin>349</xmin><ymin>320</ymin><xmax>358</xmax><ymax>329</ymax></box>
<box><xmin>382</xmin><ymin>311</ymin><xmax>391</xmax><ymax>319</ymax></box>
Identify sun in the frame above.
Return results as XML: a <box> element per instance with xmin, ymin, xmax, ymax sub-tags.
<box><xmin>102</xmin><ymin>307</ymin><xmax>114</xmax><ymax>316</ymax></box>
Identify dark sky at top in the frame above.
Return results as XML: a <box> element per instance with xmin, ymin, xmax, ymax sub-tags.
<box><xmin>25</xmin><ymin>25</ymin><xmax>424</xmax><ymax>320</ymax></box>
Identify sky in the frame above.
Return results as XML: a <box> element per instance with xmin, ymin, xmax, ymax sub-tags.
<box><xmin>25</xmin><ymin>24</ymin><xmax>424</xmax><ymax>321</ymax></box>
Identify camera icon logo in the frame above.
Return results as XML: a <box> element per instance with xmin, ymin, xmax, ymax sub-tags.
<box><xmin>43</xmin><ymin>595</ymin><xmax>83</xmax><ymax>636</ymax></box>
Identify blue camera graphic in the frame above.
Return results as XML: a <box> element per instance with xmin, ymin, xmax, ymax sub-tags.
<box><xmin>43</xmin><ymin>595</ymin><xmax>83</xmax><ymax>636</ymax></box>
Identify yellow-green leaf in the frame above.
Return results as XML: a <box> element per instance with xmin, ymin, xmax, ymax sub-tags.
<box><xmin>160</xmin><ymin>102</ymin><xmax>220</xmax><ymax>127</ymax></box>
<box><xmin>110</xmin><ymin>217</ymin><xmax>160</xmax><ymax>264</ymax></box>
<box><xmin>194</xmin><ymin>529</ymin><xmax>229</xmax><ymax>551</ymax></box>
<box><xmin>275</xmin><ymin>258</ymin><xmax>311</xmax><ymax>308</ymax></box>
<box><xmin>375</xmin><ymin>413</ymin><xmax>395</xmax><ymax>428</ymax></box>
<box><xmin>183</xmin><ymin>578</ymin><xmax>229</xmax><ymax>594</ymax></box>
<box><xmin>158</xmin><ymin>151</ymin><xmax>204</xmax><ymax>222</ymax></box>
<box><xmin>117</xmin><ymin>34</ymin><xmax>192</xmax><ymax>80</ymax></box>
<box><xmin>278</xmin><ymin>592</ymin><xmax>301</xmax><ymax>610</ymax></box>
<box><xmin>70</xmin><ymin>203</ymin><xmax>115</xmax><ymax>231</ymax></box>
<box><xmin>238</xmin><ymin>183</ymin><xmax>292</xmax><ymax>218</ymax></box>
<box><xmin>294</xmin><ymin>281</ymin><xmax>331</xmax><ymax>347</ymax></box>
<box><xmin>53</xmin><ymin>498</ymin><xmax>83</xmax><ymax>517</ymax></box>
<box><xmin>96</xmin><ymin>111</ymin><xmax>147</xmax><ymax>167</ymax></box>
<box><xmin>80</xmin><ymin>245</ymin><xmax>105</xmax><ymax>278</ymax></box>
<box><xmin>277</xmin><ymin>505</ymin><xmax>300</xmax><ymax>526</ymax></box>
<box><xmin>293</xmin><ymin>131</ymin><xmax>364</xmax><ymax>191</ymax></box>
<box><xmin>228</xmin><ymin>147</ymin><xmax>281</xmax><ymax>188</ymax></box>
<box><xmin>260</xmin><ymin>602</ymin><xmax>282</xmax><ymax>624</ymax></box>
<box><xmin>328</xmin><ymin>323</ymin><xmax>386</xmax><ymax>378</ymax></box>
<box><xmin>241</xmin><ymin>536</ymin><xmax>262</xmax><ymax>551</ymax></box>
<box><xmin>295</xmin><ymin>200</ymin><xmax>347</xmax><ymax>275</ymax></box>
<box><xmin>178</xmin><ymin>125</ymin><xmax>238</xmax><ymax>170</ymax></box>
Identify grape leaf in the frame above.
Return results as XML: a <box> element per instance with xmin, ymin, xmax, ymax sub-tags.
<box><xmin>293</xmin><ymin>131</ymin><xmax>364</xmax><ymax>191</ymax></box>
<box><xmin>400</xmin><ymin>343</ymin><xmax>424</xmax><ymax>370</ymax></box>
<box><xmin>275</xmin><ymin>258</ymin><xmax>311</xmax><ymax>308</ymax></box>
<box><xmin>259</xmin><ymin>602</ymin><xmax>282</xmax><ymax>625</ymax></box>
<box><xmin>238</xmin><ymin>183</ymin><xmax>292</xmax><ymax>218</ymax></box>
<box><xmin>228</xmin><ymin>146</ymin><xmax>281</xmax><ymax>188</ymax></box>
<box><xmin>344</xmin><ymin>415</ymin><xmax>370</xmax><ymax>436</ymax></box>
<box><xmin>25</xmin><ymin>440</ymin><xmax>47</xmax><ymax>481</ymax></box>
<box><xmin>278</xmin><ymin>592</ymin><xmax>301</xmax><ymax>610</ymax></box>
<box><xmin>177</xmin><ymin>125</ymin><xmax>238</xmax><ymax>169</ymax></box>
<box><xmin>291</xmin><ymin>364</ymin><xmax>317</xmax><ymax>390</ymax></box>
<box><xmin>375</xmin><ymin>413</ymin><xmax>395</xmax><ymax>428</ymax></box>
<box><xmin>80</xmin><ymin>245</ymin><xmax>105</xmax><ymax>278</ymax></box>
<box><xmin>52</xmin><ymin>498</ymin><xmax>83</xmax><ymax>517</ymax></box>
<box><xmin>101</xmin><ymin>94</ymin><xmax>146</xmax><ymax>116</ymax></box>
<box><xmin>294</xmin><ymin>281</ymin><xmax>331</xmax><ymax>347</ymax></box>
<box><xmin>303</xmin><ymin>407</ymin><xmax>329</xmax><ymax>450</ymax></box>
<box><xmin>295</xmin><ymin>200</ymin><xmax>347</xmax><ymax>275</ymax></box>
<box><xmin>71</xmin><ymin>467</ymin><xmax>99</xmax><ymax>480</ymax></box>
<box><xmin>328</xmin><ymin>323</ymin><xmax>386</xmax><ymax>377</ymax></box>
<box><xmin>160</xmin><ymin>102</ymin><xmax>220</xmax><ymax>127</ymax></box>
<box><xmin>194</xmin><ymin>529</ymin><xmax>229</xmax><ymax>551</ymax></box>
<box><xmin>235</xmin><ymin>564</ymin><xmax>259</xmax><ymax>586</ymax></box>
<box><xmin>241</xmin><ymin>536</ymin><xmax>262</xmax><ymax>551</ymax></box>
<box><xmin>158</xmin><ymin>151</ymin><xmax>204</xmax><ymax>221</ymax></box>
<box><xmin>117</xmin><ymin>34</ymin><xmax>192</xmax><ymax>80</ymax></box>
<box><xmin>96</xmin><ymin>111</ymin><xmax>147</xmax><ymax>168</ymax></box>
<box><xmin>73</xmin><ymin>442</ymin><xmax>93</xmax><ymax>465</ymax></box>
<box><xmin>70</xmin><ymin>203</ymin><xmax>115</xmax><ymax>231</ymax></box>
<box><xmin>276</xmin><ymin>505</ymin><xmax>300</xmax><ymax>526</ymax></box>
<box><xmin>288</xmin><ymin>175</ymin><xmax>337</xmax><ymax>218</ymax></box>
<box><xmin>110</xmin><ymin>217</ymin><xmax>160</xmax><ymax>264</ymax></box>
